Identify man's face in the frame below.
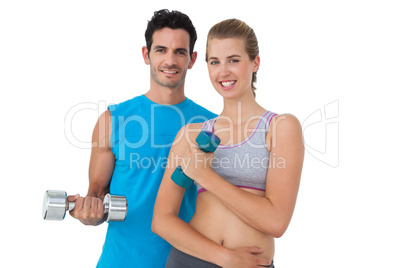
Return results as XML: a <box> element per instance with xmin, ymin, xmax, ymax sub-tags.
<box><xmin>143</xmin><ymin>28</ymin><xmax>197</xmax><ymax>90</ymax></box>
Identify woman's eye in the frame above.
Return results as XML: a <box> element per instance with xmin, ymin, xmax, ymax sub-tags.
<box><xmin>210</xmin><ymin>61</ymin><xmax>219</xmax><ymax>65</ymax></box>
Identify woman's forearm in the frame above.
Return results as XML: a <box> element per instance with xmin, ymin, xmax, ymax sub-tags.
<box><xmin>197</xmin><ymin>170</ymin><xmax>286</xmax><ymax>237</ymax></box>
<box><xmin>152</xmin><ymin>212</ymin><xmax>229</xmax><ymax>266</ymax></box>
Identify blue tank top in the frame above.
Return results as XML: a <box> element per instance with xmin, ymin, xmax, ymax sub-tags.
<box><xmin>97</xmin><ymin>95</ymin><xmax>216</xmax><ymax>268</ymax></box>
<box><xmin>195</xmin><ymin>110</ymin><xmax>277</xmax><ymax>194</ymax></box>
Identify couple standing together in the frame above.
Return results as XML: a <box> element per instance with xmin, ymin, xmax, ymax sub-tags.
<box><xmin>68</xmin><ymin>9</ymin><xmax>304</xmax><ymax>268</ymax></box>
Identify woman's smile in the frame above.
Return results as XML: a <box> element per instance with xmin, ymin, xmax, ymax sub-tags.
<box><xmin>220</xmin><ymin>80</ymin><xmax>236</xmax><ymax>89</ymax></box>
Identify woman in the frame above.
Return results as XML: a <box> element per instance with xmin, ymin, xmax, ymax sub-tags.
<box><xmin>152</xmin><ymin>19</ymin><xmax>304</xmax><ymax>268</ymax></box>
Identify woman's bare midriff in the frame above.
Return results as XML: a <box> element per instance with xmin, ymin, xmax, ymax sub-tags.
<box><xmin>189</xmin><ymin>188</ymin><xmax>275</xmax><ymax>260</ymax></box>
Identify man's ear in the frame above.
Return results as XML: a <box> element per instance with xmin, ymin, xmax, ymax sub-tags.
<box><xmin>188</xmin><ymin>51</ymin><xmax>197</xmax><ymax>69</ymax></box>
<box><xmin>142</xmin><ymin>46</ymin><xmax>150</xmax><ymax>65</ymax></box>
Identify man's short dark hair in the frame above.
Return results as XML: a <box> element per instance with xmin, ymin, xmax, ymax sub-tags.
<box><xmin>145</xmin><ymin>9</ymin><xmax>197</xmax><ymax>56</ymax></box>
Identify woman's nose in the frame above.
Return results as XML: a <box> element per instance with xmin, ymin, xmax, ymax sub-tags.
<box><xmin>219</xmin><ymin>64</ymin><xmax>231</xmax><ymax>76</ymax></box>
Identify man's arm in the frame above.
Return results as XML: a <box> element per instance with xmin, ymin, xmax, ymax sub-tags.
<box><xmin>68</xmin><ymin>110</ymin><xmax>115</xmax><ymax>226</ymax></box>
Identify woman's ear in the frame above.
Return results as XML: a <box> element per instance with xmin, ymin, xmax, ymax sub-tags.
<box><xmin>253</xmin><ymin>55</ymin><xmax>261</xmax><ymax>72</ymax></box>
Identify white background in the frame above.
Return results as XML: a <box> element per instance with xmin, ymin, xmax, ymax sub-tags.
<box><xmin>1</xmin><ymin>0</ymin><xmax>401</xmax><ymax>267</ymax></box>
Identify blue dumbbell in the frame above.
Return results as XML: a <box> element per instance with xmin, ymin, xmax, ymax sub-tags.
<box><xmin>171</xmin><ymin>131</ymin><xmax>221</xmax><ymax>188</ymax></box>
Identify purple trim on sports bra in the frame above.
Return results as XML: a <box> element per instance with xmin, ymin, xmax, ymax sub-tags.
<box><xmin>264</xmin><ymin>112</ymin><xmax>277</xmax><ymax>133</ymax></box>
<box><xmin>197</xmin><ymin>185</ymin><xmax>266</xmax><ymax>195</ymax></box>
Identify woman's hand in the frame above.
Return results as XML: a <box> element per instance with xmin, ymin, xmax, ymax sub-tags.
<box><xmin>220</xmin><ymin>247</ymin><xmax>273</xmax><ymax>268</ymax></box>
<box><xmin>180</xmin><ymin>143</ymin><xmax>214</xmax><ymax>183</ymax></box>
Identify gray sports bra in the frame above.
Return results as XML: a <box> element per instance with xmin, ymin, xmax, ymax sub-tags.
<box><xmin>195</xmin><ymin>110</ymin><xmax>277</xmax><ymax>194</ymax></box>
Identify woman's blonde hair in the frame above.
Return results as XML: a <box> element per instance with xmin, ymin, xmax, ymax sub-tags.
<box><xmin>206</xmin><ymin>19</ymin><xmax>259</xmax><ymax>97</ymax></box>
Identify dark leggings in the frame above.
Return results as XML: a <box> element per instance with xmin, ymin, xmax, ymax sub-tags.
<box><xmin>166</xmin><ymin>247</ymin><xmax>274</xmax><ymax>268</ymax></box>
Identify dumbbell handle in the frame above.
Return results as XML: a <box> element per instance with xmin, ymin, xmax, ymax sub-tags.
<box><xmin>67</xmin><ymin>201</ymin><xmax>75</xmax><ymax>211</ymax></box>
<box><xmin>65</xmin><ymin>198</ymin><xmax>110</xmax><ymax>214</ymax></box>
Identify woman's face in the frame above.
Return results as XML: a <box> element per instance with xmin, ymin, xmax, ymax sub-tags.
<box><xmin>206</xmin><ymin>38</ymin><xmax>259</xmax><ymax>100</ymax></box>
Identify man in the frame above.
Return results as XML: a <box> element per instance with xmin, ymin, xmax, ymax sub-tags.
<box><xmin>68</xmin><ymin>9</ymin><xmax>216</xmax><ymax>267</ymax></box>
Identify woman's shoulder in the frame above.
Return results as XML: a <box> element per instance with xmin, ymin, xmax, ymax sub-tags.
<box><xmin>271</xmin><ymin>113</ymin><xmax>300</xmax><ymax>124</ymax></box>
<box><xmin>180</xmin><ymin>122</ymin><xmax>206</xmax><ymax>133</ymax></box>
<box><xmin>174</xmin><ymin>122</ymin><xmax>207</xmax><ymax>147</ymax></box>
<box><xmin>268</xmin><ymin>113</ymin><xmax>303</xmax><ymax>144</ymax></box>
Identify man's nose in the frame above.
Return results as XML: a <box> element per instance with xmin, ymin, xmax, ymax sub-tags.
<box><xmin>164</xmin><ymin>51</ymin><xmax>178</xmax><ymax>66</ymax></box>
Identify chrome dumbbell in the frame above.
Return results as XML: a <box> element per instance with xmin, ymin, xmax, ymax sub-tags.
<box><xmin>42</xmin><ymin>190</ymin><xmax>127</xmax><ymax>222</ymax></box>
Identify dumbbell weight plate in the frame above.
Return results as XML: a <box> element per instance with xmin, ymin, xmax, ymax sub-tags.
<box><xmin>103</xmin><ymin>194</ymin><xmax>127</xmax><ymax>222</ymax></box>
<box><xmin>42</xmin><ymin>190</ymin><xmax>73</xmax><ymax>220</ymax></box>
